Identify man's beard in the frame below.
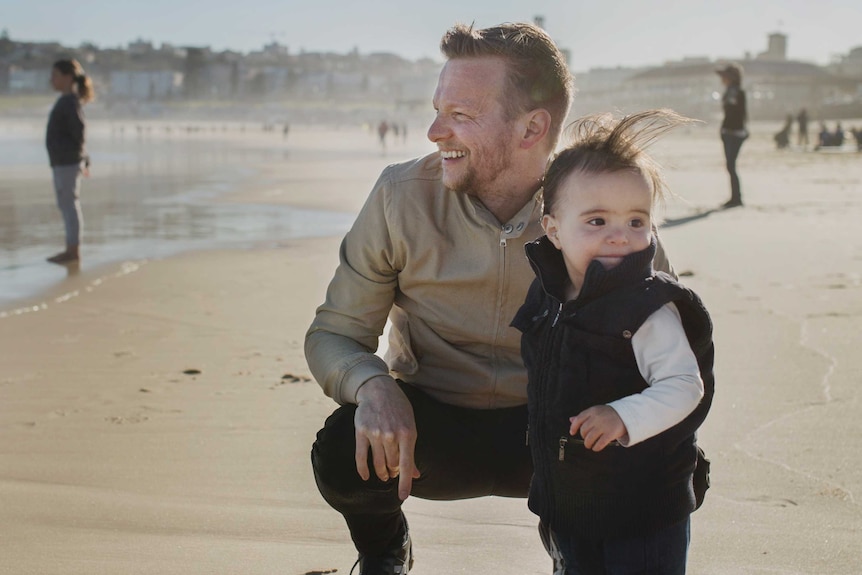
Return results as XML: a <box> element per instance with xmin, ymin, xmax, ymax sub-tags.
<box><xmin>445</xmin><ymin>144</ymin><xmax>513</xmax><ymax>196</ymax></box>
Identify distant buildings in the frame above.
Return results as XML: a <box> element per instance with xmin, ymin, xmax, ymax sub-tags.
<box><xmin>572</xmin><ymin>33</ymin><xmax>862</xmax><ymax>121</ymax></box>
<box><xmin>1</xmin><ymin>31</ymin><xmax>860</xmax><ymax>122</ymax></box>
<box><xmin>0</xmin><ymin>34</ymin><xmax>442</xmax><ymax>123</ymax></box>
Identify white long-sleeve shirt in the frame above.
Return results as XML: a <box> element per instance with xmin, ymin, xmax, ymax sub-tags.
<box><xmin>607</xmin><ymin>302</ymin><xmax>704</xmax><ymax>446</ymax></box>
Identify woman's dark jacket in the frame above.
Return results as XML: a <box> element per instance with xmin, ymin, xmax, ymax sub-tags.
<box><xmin>512</xmin><ymin>236</ymin><xmax>715</xmax><ymax>538</ymax></box>
<box><xmin>46</xmin><ymin>93</ymin><xmax>87</xmax><ymax>167</ymax></box>
<box><xmin>721</xmin><ymin>85</ymin><xmax>747</xmax><ymax>132</ymax></box>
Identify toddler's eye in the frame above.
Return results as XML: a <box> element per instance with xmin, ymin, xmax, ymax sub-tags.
<box><xmin>630</xmin><ymin>218</ymin><xmax>646</xmax><ymax>228</ymax></box>
<box><xmin>587</xmin><ymin>218</ymin><xmax>605</xmax><ymax>226</ymax></box>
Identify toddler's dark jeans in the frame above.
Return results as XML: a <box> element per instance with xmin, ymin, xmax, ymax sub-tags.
<box><xmin>553</xmin><ymin>516</ymin><xmax>690</xmax><ymax>575</ymax></box>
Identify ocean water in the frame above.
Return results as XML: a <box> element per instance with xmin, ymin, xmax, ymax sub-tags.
<box><xmin>0</xmin><ymin>121</ymin><xmax>359</xmax><ymax>308</ymax></box>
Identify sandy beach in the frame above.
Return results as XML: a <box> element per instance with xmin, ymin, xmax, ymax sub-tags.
<box><xmin>1</xmin><ymin>117</ymin><xmax>861</xmax><ymax>574</ymax></box>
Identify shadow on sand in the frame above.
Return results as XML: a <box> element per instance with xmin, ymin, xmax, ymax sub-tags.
<box><xmin>663</xmin><ymin>207</ymin><xmax>723</xmax><ymax>228</ymax></box>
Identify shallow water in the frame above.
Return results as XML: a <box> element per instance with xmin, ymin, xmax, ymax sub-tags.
<box><xmin>0</xmin><ymin>121</ymin><xmax>358</xmax><ymax>307</ymax></box>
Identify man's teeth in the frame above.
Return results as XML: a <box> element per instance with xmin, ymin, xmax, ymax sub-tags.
<box><xmin>440</xmin><ymin>150</ymin><xmax>465</xmax><ymax>159</ymax></box>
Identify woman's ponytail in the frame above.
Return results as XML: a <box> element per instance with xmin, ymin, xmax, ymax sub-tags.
<box><xmin>76</xmin><ymin>73</ymin><xmax>95</xmax><ymax>103</ymax></box>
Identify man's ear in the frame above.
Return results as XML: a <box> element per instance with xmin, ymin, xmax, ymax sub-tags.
<box><xmin>542</xmin><ymin>214</ymin><xmax>562</xmax><ymax>249</ymax></box>
<box><xmin>519</xmin><ymin>109</ymin><xmax>552</xmax><ymax>150</ymax></box>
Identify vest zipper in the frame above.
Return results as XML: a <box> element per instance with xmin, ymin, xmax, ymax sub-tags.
<box><xmin>551</xmin><ymin>302</ymin><xmax>563</xmax><ymax>327</ymax></box>
<box><xmin>533</xmin><ymin>298</ymin><xmax>563</xmax><ymax>518</ymax></box>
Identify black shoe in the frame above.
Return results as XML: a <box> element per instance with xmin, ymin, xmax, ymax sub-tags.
<box><xmin>722</xmin><ymin>199</ymin><xmax>743</xmax><ymax>209</ymax></box>
<box><xmin>46</xmin><ymin>251</ymin><xmax>80</xmax><ymax>264</ymax></box>
<box><xmin>350</xmin><ymin>519</ymin><xmax>413</xmax><ymax>575</ymax></box>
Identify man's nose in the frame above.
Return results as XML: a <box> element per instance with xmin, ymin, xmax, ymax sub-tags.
<box><xmin>427</xmin><ymin>114</ymin><xmax>448</xmax><ymax>143</ymax></box>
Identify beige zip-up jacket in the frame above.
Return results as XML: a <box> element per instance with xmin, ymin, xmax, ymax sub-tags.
<box><xmin>305</xmin><ymin>153</ymin><xmax>672</xmax><ymax>410</ymax></box>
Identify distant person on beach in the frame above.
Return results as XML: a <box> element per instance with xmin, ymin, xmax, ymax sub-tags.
<box><xmin>816</xmin><ymin>122</ymin><xmax>830</xmax><ymax>149</ymax></box>
<box><xmin>377</xmin><ymin>120</ymin><xmax>389</xmax><ymax>150</ymax></box>
<box><xmin>716</xmin><ymin>63</ymin><xmax>747</xmax><ymax>208</ymax></box>
<box><xmin>774</xmin><ymin>114</ymin><xmax>793</xmax><ymax>149</ymax></box>
<box><xmin>513</xmin><ymin>109</ymin><xmax>714</xmax><ymax>575</ymax></box>
<box><xmin>45</xmin><ymin>58</ymin><xmax>94</xmax><ymax>264</ymax></box>
<box><xmin>306</xmin><ymin>22</ymin><xmax>673</xmax><ymax>575</ymax></box>
<box><xmin>834</xmin><ymin>122</ymin><xmax>845</xmax><ymax>147</ymax></box>
<box><xmin>815</xmin><ymin>122</ymin><xmax>846</xmax><ymax>150</ymax></box>
<box><xmin>797</xmin><ymin>108</ymin><xmax>809</xmax><ymax>148</ymax></box>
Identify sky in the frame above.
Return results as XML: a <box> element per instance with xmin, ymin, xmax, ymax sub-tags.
<box><xmin>3</xmin><ymin>0</ymin><xmax>861</xmax><ymax>72</ymax></box>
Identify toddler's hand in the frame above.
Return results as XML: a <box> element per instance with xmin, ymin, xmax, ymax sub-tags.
<box><xmin>569</xmin><ymin>405</ymin><xmax>627</xmax><ymax>452</ymax></box>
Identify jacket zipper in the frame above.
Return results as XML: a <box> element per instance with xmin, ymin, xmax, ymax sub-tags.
<box><xmin>533</xmin><ymin>299</ymin><xmax>563</xmax><ymax>518</ymax></box>
<box><xmin>559</xmin><ymin>435</ymin><xmax>621</xmax><ymax>461</ymax></box>
<box><xmin>492</xmin><ymin>231</ymin><xmax>509</xmax><ymax>399</ymax></box>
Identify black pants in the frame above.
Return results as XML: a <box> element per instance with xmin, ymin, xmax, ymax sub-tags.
<box><xmin>721</xmin><ymin>132</ymin><xmax>746</xmax><ymax>204</ymax></box>
<box><xmin>310</xmin><ymin>381</ymin><xmax>532</xmax><ymax>556</ymax></box>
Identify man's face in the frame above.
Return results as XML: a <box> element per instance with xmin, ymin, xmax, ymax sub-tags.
<box><xmin>427</xmin><ymin>57</ymin><xmax>521</xmax><ymax>195</ymax></box>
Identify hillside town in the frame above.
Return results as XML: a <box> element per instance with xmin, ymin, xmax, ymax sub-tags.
<box><xmin>574</xmin><ymin>33</ymin><xmax>862</xmax><ymax>122</ymax></box>
<box><xmin>1</xmin><ymin>26</ymin><xmax>861</xmax><ymax>123</ymax></box>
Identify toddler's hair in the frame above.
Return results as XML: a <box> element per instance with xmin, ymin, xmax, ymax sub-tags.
<box><xmin>543</xmin><ymin>109</ymin><xmax>695</xmax><ymax>216</ymax></box>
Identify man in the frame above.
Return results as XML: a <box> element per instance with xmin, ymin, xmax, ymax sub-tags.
<box><xmin>306</xmin><ymin>22</ymin><xmax>670</xmax><ymax>574</ymax></box>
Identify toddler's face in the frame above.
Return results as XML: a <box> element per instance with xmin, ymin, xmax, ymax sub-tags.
<box><xmin>542</xmin><ymin>169</ymin><xmax>653</xmax><ymax>292</ymax></box>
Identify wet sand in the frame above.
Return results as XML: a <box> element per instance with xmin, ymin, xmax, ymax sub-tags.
<box><xmin>0</xmin><ymin>119</ymin><xmax>431</xmax><ymax>307</ymax></box>
<box><xmin>1</xmin><ymin>120</ymin><xmax>861</xmax><ymax>573</ymax></box>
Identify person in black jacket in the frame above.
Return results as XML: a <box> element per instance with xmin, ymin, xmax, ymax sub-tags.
<box><xmin>512</xmin><ymin>109</ymin><xmax>714</xmax><ymax>574</ymax></box>
<box><xmin>716</xmin><ymin>63</ymin><xmax>747</xmax><ymax>208</ymax></box>
<box><xmin>796</xmin><ymin>108</ymin><xmax>809</xmax><ymax>148</ymax></box>
<box><xmin>45</xmin><ymin>58</ymin><xmax>94</xmax><ymax>264</ymax></box>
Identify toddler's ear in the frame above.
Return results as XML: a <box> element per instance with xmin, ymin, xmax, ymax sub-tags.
<box><xmin>542</xmin><ymin>214</ymin><xmax>562</xmax><ymax>249</ymax></box>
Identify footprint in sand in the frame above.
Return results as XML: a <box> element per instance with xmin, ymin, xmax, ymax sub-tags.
<box><xmin>105</xmin><ymin>414</ymin><xmax>149</xmax><ymax>424</ymax></box>
<box><xmin>744</xmin><ymin>495</ymin><xmax>798</xmax><ymax>507</ymax></box>
<box><xmin>49</xmin><ymin>409</ymin><xmax>80</xmax><ymax>418</ymax></box>
<box><xmin>271</xmin><ymin>373</ymin><xmax>313</xmax><ymax>389</ymax></box>
<box><xmin>818</xmin><ymin>486</ymin><xmax>852</xmax><ymax>500</ymax></box>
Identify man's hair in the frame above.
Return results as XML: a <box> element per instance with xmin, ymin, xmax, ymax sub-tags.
<box><xmin>543</xmin><ymin>109</ymin><xmax>696</xmax><ymax>216</ymax></box>
<box><xmin>440</xmin><ymin>22</ymin><xmax>574</xmax><ymax>147</ymax></box>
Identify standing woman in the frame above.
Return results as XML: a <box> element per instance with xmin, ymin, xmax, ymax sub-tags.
<box><xmin>716</xmin><ymin>63</ymin><xmax>747</xmax><ymax>208</ymax></box>
<box><xmin>46</xmin><ymin>58</ymin><xmax>94</xmax><ymax>263</ymax></box>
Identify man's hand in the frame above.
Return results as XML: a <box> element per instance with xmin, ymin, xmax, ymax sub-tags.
<box><xmin>569</xmin><ymin>405</ymin><xmax>627</xmax><ymax>452</ymax></box>
<box><xmin>354</xmin><ymin>376</ymin><xmax>420</xmax><ymax>500</ymax></box>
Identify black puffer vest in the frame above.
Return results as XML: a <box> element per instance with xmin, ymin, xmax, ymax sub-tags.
<box><xmin>512</xmin><ymin>236</ymin><xmax>715</xmax><ymax>538</ymax></box>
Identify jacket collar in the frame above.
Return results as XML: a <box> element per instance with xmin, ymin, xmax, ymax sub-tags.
<box><xmin>524</xmin><ymin>235</ymin><xmax>657</xmax><ymax>306</ymax></box>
